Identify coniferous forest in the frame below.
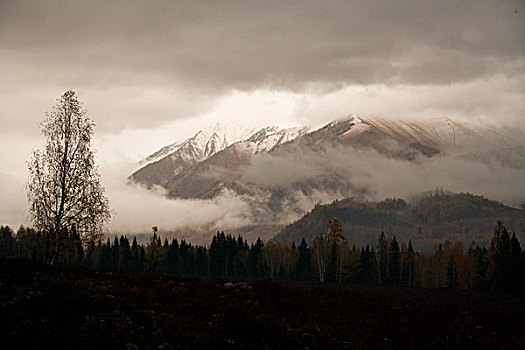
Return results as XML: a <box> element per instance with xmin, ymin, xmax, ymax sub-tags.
<box><xmin>1</xmin><ymin>220</ymin><xmax>523</xmax><ymax>293</ymax></box>
<box><xmin>1</xmin><ymin>220</ymin><xmax>524</xmax><ymax>349</ymax></box>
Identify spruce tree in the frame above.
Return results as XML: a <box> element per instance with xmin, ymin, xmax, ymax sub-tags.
<box><xmin>131</xmin><ymin>237</ymin><xmax>141</xmax><ymax>272</ymax></box>
<box><xmin>167</xmin><ymin>238</ymin><xmax>179</xmax><ymax>275</ymax></box>
<box><xmin>447</xmin><ymin>255</ymin><xmax>459</xmax><ymax>290</ymax></box>
<box><xmin>297</xmin><ymin>238</ymin><xmax>311</xmax><ymax>281</ymax></box>
<box><xmin>408</xmin><ymin>240</ymin><xmax>415</xmax><ymax>287</ymax></box>
<box><xmin>377</xmin><ymin>232</ymin><xmax>388</xmax><ymax>285</ymax></box>
<box><xmin>388</xmin><ymin>236</ymin><xmax>400</xmax><ymax>285</ymax></box>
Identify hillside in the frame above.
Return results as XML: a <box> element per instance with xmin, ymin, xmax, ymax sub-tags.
<box><xmin>274</xmin><ymin>192</ymin><xmax>525</xmax><ymax>251</ymax></box>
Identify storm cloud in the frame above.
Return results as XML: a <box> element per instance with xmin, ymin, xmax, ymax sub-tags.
<box><xmin>1</xmin><ymin>0</ymin><xmax>524</xmax><ymax>134</ymax></box>
<box><xmin>2</xmin><ymin>0</ymin><xmax>523</xmax><ymax>87</ymax></box>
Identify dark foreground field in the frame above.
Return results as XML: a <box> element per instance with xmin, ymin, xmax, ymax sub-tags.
<box><xmin>0</xmin><ymin>258</ymin><xmax>523</xmax><ymax>350</ymax></box>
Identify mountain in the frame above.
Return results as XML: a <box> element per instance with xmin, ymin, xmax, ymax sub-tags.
<box><xmin>128</xmin><ymin>115</ymin><xmax>524</xmax><ymax>243</ymax></box>
<box><xmin>270</xmin><ymin>115</ymin><xmax>517</xmax><ymax>160</ymax></box>
<box><xmin>164</xmin><ymin>115</ymin><xmax>522</xmax><ymax>211</ymax></box>
<box><xmin>130</xmin><ymin>123</ymin><xmax>259</xmax><ymax>188</ymax></box>
<box><xmin>273</xmin><ymin>192</ymin><xmax>525</xmax><ymax>252</ymax></box>
<box><xmin>164</xmin><ymin>125</ymin><xmax>308</xmax><ymax>199</ymax></box>
<box><xmin>132</xmin><ymin>115</ymin><xmax>520</xmax><ymax>193</ymax></box>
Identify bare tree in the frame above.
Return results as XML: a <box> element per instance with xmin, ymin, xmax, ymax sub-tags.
<box><xmin>312</xmin><ymin>234</ymin><xmax>330</xmax><ymax>283</ymax></box>
<box><xmin>27</xmin><ymin>90</ymin><xmax>110</xmax><ymax>263</ymax></box>
<box><xmin>262</xmin><ymin>241</ymin><xmax>284</xmax><ymax>279</ymax></box>
<box><xmin>313</xmin><ymin>218</ymin><xmax>346</xmax><ymax>283</ymax></box>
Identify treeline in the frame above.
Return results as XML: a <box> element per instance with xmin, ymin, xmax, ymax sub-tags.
<box><xmin>0</xmin><ymin>221</ymin><xmax>523</xmax><ymax>292</ymax></box>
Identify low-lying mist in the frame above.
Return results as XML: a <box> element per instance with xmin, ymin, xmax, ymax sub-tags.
<box><xmin>242</xmin><ymin>145</ymin><xmax>525</xmax><ymax>208</ymax></box>
<box><xmin>102</xmin><ymin>143</ymin><xmax>525</xmax><ymax>242</ymax></box>
<box><xmin>101</xmin><ymin>163</ymin><xmax>253</xmax><ymax>236</ymax></box>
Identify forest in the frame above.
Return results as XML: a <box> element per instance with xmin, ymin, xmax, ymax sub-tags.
<box><xmin>275</xmin><ymin>192</ymin><xmax>525</xmax><ymax>250</ymax></box>
<box><xmin>1</xmin><ymin>220</ymin><xmax>523</xmax><ymax>293</ymax></box>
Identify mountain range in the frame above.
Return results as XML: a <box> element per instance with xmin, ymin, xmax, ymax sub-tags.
<box><xmin>131</xmin><ymin>122</ymin><xmax>261</xmax><ymax>188</ymax></box>
<box><xmin>128</xmin><ymin>115</ymin><xmax>525</xmax><ymax>242</ymax></box>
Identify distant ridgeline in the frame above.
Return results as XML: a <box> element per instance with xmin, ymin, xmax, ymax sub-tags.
<box><xmin>1</xmin><ymin>217</ymin><xmax>524</xmax><ymax>292</ymax></box>
<box><xmin>274</xmin><ymin>192</ymin><xmax>525</xmax><ymax>252</ymax></box>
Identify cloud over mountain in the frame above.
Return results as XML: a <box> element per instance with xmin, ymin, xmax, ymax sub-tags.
<box><xmin>123</xmin><ymin>116</ymin><xmax>525</xmax><ymax>241</ymax></box>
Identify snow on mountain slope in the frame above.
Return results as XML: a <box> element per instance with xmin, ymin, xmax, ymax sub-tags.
<box><xmin>137</xmin><ymin>115</ymin><xmax>507</xmax><ymax>190</ymax></box>
<box><xmin>128</xmin><ymin>114</ymin><xmax>525</xmax><ymax>243</ymax></box>
<box><xmin>130</xmin><ymin>123</ymin><xmax>306</xmax><ymax>188</ymax></box>
<box><xmin>137</xmin><ymin>140</ymin><xmax>183</xmax><ymax>167</ymax></box>
<box><xmin>338</xmin><ymin>115</ymin><xmax>517</xmax><ymax>151</ymax></box>
<box><xmin>163</xmin><ymin>125</ymin><xmax>310</xmax><ymax>199</ymax></box>
<box><xmin>131</xmin><ymin>114</ymin><xmax>522</xmax><ymax>198</ymax></box>
<box><xmin>137</xmin><ymin>123</ymin><xmax>258</xmax><ymax>168</ymax></box>
<box><xmin>237</xmin><ymin>126</ymin><xmax>309</xmax><ymax>154</ymax></box>
<box><xmin>130</xmin><ymin>123</ymin><xmax>259</xmax><ymax>188</ymax></box>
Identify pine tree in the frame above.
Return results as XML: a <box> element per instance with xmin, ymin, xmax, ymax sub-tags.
<box><xmin>100</xmin><ymin>238</ymin><xmax>112</xmax><ymax>269</ymax></box>
<box><xmin>179</xmin><ymin>240</ymin><xmax>189</xmax><ymax>275</ymax></box>
<box><xmin>111</xmin><ymin>236</ymin><xmax>119</xmax><ymax>270</ymax></box>
<box><xmin>195</xmin><ymin>246</ymin><xmax>208</xmax><ymax>276</ymax></box>
<box><xmin>247</xmin><ymin>238</ymin><xmax>264</xmax><ymax>278</ymax></box>
<box><xmin>167</xmin><ymin>238</ymin><xmax>179</xmax><ymax>275</ymax></box>
<box><xmin>408</xmin><ymin>240</ymin><xmax>416</xmax><ymax>287</ymax></box>
<box><xmin>131</xmin><ymin>237</ymin><xmax>142</xmax><ymax>272</ymax></box>
<box><xmin>119</xmin><ymin>236</ymin><xmax>131</xmax><ymax>271</ymax></box>
<box><xmin>377</xmin><ymin>232</ymin><xmax>388</xmax><ymax>285</ymax></box>
<box><xmin>509</xmin><ymin>233</ymin><xmax>523</xmax><ymax>292</ymax></box>
<box><xmin>388</xmin><ymin>236</ymin><xmax>400</xmax><ymax>285</ymax></box>
<box><xmin>489</xmin><ymin>221</ymin><xmax>513</xmax><ymax>290</ymax></box>
<box><xmin>297</xmin><ymin>238</ymin><xmax>311</xmax><ymax>281</ymax></box>
<box><xmin>447</xmin><ymin>255</ymin><xmax>459</xmax><ymax>290</ymax></box>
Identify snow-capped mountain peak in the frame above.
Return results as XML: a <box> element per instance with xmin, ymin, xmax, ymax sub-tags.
<box><xmin>130</xmin><ymin>122</ymin><xmax>301</xmax><ymax>188</ymax></box>
<box><xmin>130</xmin><ymin>122</ymin><xmax>308</xmax><ymax>188</ymax></box>
<box><xmin>242</xmin><ymin>125</ymin><xmax>309</xmax><ymax>154</ymax></box>
<box><xmin>136</xmin><ymin>123</ymin><xmax>258</xmax><ymax>168</ymax></box>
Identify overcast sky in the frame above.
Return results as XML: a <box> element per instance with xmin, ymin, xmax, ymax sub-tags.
<box><xmin>1</xmin><ymin>0</ymin><xmax>524</xmax><ymax>231</ymax></box>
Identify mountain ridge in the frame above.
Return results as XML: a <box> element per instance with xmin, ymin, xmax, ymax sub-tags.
<box><xmin>130</xmin><ymin>122</ymin><xmax>264</xmax><ymax>188</ymax></box>
<box><xmin>127</xmin><ymin>115</ymin><xmax>525</xmax><ymax>243</ymax></box>
<box><xmin>273</xmin><ymin>191</ymin><xmax>525</xmax><ymax>252</ymax></box>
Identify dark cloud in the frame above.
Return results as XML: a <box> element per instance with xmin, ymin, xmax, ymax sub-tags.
<box><xmin>1</xmin><ymin>1</ymin><xmax>523</xmax><ymax>128</ymax></box>
<box><xmin>3</xmin><ymin>0</ymin><xmax>523</xmax><ymax>87</ymax></box>
<box><xmin>1</xmin><ymin>0</ymin><xmax>524</xmax><ymax>233</ymax></box>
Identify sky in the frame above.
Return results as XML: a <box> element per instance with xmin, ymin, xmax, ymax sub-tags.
<box><xmin>1</xmin><ymin>0</ymin><xmax>524</xmax><ymax>233</ymax></box>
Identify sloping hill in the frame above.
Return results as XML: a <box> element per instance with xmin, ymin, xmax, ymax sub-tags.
<box><xmin>274</xmin><ymin>192</ymin><xmax>525</xmax><ymax>251</ymax></box>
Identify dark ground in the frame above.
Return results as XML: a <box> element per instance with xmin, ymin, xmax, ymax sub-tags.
<box><xmin>0</xmin><ymin>258</ymin><xmax>523</xmax><ymax>350</ymax></box>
